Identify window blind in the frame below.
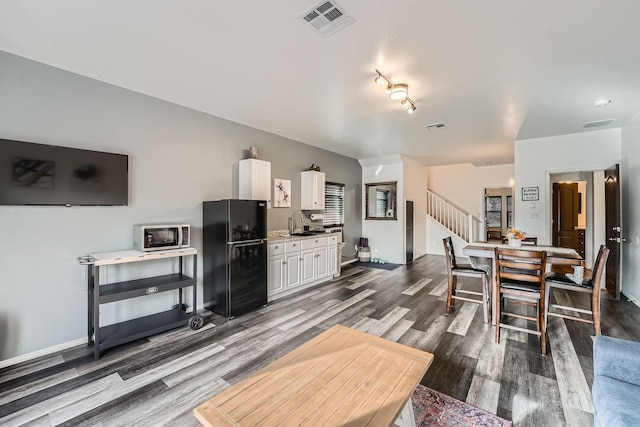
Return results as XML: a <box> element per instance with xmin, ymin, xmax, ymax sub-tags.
<box><xmin>323</xmin><ymin>182</ymin><xmax>345</xmax><ymax>227</ymax></box>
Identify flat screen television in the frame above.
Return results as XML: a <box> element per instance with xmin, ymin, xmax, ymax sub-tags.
<box><xmin>0</xmin><ymin>138</ymin><xmax>128</xmax><ymax>206</ymax></box>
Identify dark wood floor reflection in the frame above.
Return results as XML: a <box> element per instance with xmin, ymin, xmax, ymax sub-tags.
<box><xmin>1</xmin><ymin>254</ymin><xmax>639</xmax><ymax>426</ymax></box>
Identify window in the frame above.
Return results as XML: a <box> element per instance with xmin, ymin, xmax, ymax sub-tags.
<box><xmin>323</xmin><ymin>182</ymin><xmax>345</xmax><ymax>227</ymax></box>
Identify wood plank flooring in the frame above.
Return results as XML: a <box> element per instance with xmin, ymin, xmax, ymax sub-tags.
<box><xmin>1</xmin><ymin>254</ymin><xmax>639</xmax><ymax>426</ymax></box>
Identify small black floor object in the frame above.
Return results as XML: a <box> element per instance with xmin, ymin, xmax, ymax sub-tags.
<box><xmin>354</xmin><ymin>261</ymin><xmax>402</xmax><ymax>271</ymax></box>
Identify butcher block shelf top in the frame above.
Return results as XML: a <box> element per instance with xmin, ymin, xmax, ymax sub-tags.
<box><xmin>194</xmin><ymin>324</ymin><xmax>434</xmax><ymax>426</ymax></box>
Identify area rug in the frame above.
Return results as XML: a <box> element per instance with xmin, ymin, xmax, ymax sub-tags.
<box><xmin>409</xmin><ymin>384</ymin><xmax>512</xmax><ymax>427</ymax></box>
<box><xmin>354</xmin><ymin>260</ymin><xmax>402</xmax><ymax>271</ymax></box>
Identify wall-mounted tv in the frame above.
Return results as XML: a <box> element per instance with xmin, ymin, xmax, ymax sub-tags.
<box><xmin>0</xmin><ymin>138</ymin><xmax>128</xmax><ymax>206</ymax></box>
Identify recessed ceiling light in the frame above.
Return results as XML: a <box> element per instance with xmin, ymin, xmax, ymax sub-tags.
<box><xmin>486</xmin><ymin>161</ymin><xmax>493</xmax><ymax>165</ymax></box>
<box><xmin>274</xmin><ymin>129</ymin><xmax>282</xmax><ymax>133</ymax></box>
<box><xmin>594</xmin><ymin>99</ymin><xmax>612</xmax><ymax>107</ymax></box>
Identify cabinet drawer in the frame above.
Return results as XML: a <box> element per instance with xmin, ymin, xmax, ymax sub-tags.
<box><xmin>328</xmin><ymin>235</ymin><xmax>338</xmax><ymax>245</ymax></box>
<box><xmin>285</xmin><ymin>241</ymin><xmax>301</xmax><ymax>252</ymax></box>
<box><xmin>301</xmin><ymin>236</ymin><xmax>328</xmax><ymax>250</ymax></box>
<box><xmin>268</xmin><ymin>243</ymin><xmax>284</xmax><ymax>256</ymax></box>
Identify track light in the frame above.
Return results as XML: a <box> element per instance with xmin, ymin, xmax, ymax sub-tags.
<box><xmin>374</xmin><ymin>69</ymin><xmax>416</xmax><ymax>114</ymax></box>
<box><xmin>389</xmin><ymin>84</ymin><xmax>408</xmax><ymax>100</ymax></box>
<box><xmin>374</xmin><ymin>72</ymin><xmax>388</xmax><ymax>86</ymax></box>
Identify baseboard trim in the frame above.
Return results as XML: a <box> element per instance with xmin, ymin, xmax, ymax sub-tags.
<box><xmin>0</xmin><ymin>337</ymin><xmax>87</xmax><ymax>369</ymax></box>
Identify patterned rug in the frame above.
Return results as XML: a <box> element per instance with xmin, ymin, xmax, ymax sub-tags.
<box><xmin>410</xmin><ymin>384</ymin><xmax>512</xmax><ymax>427</ymax></box>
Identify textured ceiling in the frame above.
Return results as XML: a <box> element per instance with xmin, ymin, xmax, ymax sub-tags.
<box><xmin>2</xmin><ymin>0</ymin><xmax>640</xmax><ymax>166</ymax></box>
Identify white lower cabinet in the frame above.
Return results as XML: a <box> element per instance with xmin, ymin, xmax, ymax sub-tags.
<box><xmin>328</xmin><ymin>244</ymin><xmax>338</xmax><ymax>276</ymax></box>
<box><xmin>268</xmin><ymin>235</ymin><xmax>337</xmax><ymax>300</ymax></box>
<box><xmin>284</xmin><ymin>251</ymin><xmax>301</xmax><ymax>288</ymax></box>
<box><xmin>268</xmin><ymin>255</ymin><xmax>285</xmax><ymax>295</ymax></box>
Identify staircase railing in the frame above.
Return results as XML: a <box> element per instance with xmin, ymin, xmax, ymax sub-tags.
<box><xmin>426</xmin><ymin>189</ymin><xmax>479</xmax><ymax>243</ymax></box>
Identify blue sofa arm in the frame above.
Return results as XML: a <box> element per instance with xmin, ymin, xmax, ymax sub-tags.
<box><xmin>593</xmin><ymin>335</ymin><xmax>640</xmax><ymax>427</ymax></box>
<box><xmin>594</xmin><ymin>335</ymin><xmax>640</xmax><ymax>386</ymax></box>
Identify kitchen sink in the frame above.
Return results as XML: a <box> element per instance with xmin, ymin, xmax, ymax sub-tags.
<box><xmin>290</xmin><ymin>231</ymin><xmax>315</xmax><ymax>236</ymax></box>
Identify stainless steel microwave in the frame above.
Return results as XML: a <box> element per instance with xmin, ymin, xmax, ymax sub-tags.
<box><xmin>133</xmin><ymin>224</ymin><xmax>190</xmax><ymax>251</ymax></box>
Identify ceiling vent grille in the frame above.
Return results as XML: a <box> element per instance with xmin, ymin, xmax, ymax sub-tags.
<box><xmin>301</xmin><ymin>1</ymin><xmax>355</xmax><ymax>37</ymax></box>
<box><xmin>426</xmin><ymin>123</ymin><xmax>446</xmax><ymax>131</ymax></box>
<box><xmin>583</xmin><ymin>119</ymin><xmax>616</xmax><ymax>128</ymax></box>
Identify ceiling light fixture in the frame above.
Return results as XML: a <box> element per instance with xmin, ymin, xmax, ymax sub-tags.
<box><xmin>374</xmin><ymin>69</ymin><xmax>416</xmax><ymax>114</ymax></box>
<box><xmin>389</xmin><ymin>84</ymin><xmax>408</xmax><ymax>100</ymax></box>
<box><xmin>594</xmin><ymin>99</ymin><xmax>612</xmax><ymax>107</ymax></box>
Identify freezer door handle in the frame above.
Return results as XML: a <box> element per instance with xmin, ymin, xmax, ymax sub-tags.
<box><xmin>229</xmin><ymin>239</ymin><xmax>265</xmax><ymax>247</ymax></box>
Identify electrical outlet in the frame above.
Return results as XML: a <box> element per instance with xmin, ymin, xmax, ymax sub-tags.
<box><xmin>530</xmin><ymin>211</ymin><xmax>539</xmax><ymax>219</ymax></box>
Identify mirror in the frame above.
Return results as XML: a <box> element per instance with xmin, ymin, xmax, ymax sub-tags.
<box><xmin>365</xmin><ymin>181</ymin><xmax>397</xmax><ymax>220</ymax></box>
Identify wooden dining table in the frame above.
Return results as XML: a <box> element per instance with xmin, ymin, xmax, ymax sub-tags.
<box><xmin>194</xmin><ymin>324</ymin><xmax>434</xmax><ymax>427</ymax></box>
<box><xmin>462</xmin><ymin>242</ymin><xmax>582</xmax><ymax>324</ymax></box>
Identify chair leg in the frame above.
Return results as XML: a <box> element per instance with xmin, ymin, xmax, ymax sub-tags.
<box><xmin>544</xmin><ymin>284</ymin><xmax>551</xmax><ymax>330</ymax></box>
<box><xmin>446</xmin><ymin>276</ymin><xmax>456</xmax><ymax>315</ymax></box>
<box><xmin>539</xmin><ymin>297</ymin><xmax>546</xmax><ymax>355</ymax></box>
<box><xmin>494</xmin><ymin>288</ymin><xmax>501</xmax><ymax>344</ymax></box>
<box><xmin>592</xmin><ymin>289</ymin><xmax>602</xmax><ymax>335</ymax></box>
<box><xmin>481</xmin><ymin>273</ymin><xmax>489</xmax><ymax>324</ymax></box>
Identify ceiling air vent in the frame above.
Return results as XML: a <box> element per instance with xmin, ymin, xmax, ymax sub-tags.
<box><xmin>583</xmin><ymin>119</ymin><xmax>616</xmax><ymax>128</ymax></box>
<box><xmin>426</xmin><ymin>123</ymin><xmax>446</xmax><ymax>131</ymax></box>
<box><xmin>301</xmin><ymin>1</ymin><xmax>355</xmax><ymax>38</ymax></box>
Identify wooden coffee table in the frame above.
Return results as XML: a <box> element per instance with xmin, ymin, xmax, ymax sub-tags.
<box><xmin>194</xmin><ymin>324</ymin><xmax>434</xmax><ymax>426</ymax></box>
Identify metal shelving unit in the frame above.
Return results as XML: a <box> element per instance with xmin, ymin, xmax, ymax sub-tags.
<box><xmin>79</xmin><ymin>248</ymin><xmax>202</xmax><ymax>360</ymax></box>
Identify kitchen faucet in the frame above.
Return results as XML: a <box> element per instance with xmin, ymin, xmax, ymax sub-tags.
<box><xmin>288</xmin><ymin>212</ymin><xmax>305</xmax><ymax>233</ymax></box>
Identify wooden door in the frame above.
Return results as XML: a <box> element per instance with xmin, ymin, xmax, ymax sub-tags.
<box><xmin>552</xmin><ymin>183</ymin><xmax>579</xmax><ymax>250</ymax></box>
<box><xmin>605</xmin><ymin>164</ymin><xmax>622</xmax><ymax>298</ymax></box>
<box><xmin>406</xmin><ymin>200</ymin><xmax>414</xmax><ymax>263</ymax></box>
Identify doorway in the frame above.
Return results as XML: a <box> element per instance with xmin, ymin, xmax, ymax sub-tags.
<box><xmin>406</xmin><ymin>200</ymin><xmax>414</xmax><ymax>263</ymax></box>
<box><xmin>552</xmin><ymin>181</ymin><xmax>586</xmax><ymax>259</ymax></box>
<box><xmin>549</xmin><ymin>171</ymin><xmax>604</xmax><ymax>269</ymax></box>
<box><xmin>484</xmin><ymin>187</ymin><xmax>513</xmax><ymax>241</ymax></box>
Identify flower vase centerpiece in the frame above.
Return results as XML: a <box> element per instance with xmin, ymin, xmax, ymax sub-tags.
<box><xmin>507</xmin><ymin>229</ymin><xmax>526</xmax><ymax>247</ymax></box>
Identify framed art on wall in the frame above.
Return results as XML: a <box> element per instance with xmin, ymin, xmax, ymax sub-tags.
<box><xmin>274</xmin><ymin>178</ymin><xmax>291</xmax><ymax>208</ymax></box>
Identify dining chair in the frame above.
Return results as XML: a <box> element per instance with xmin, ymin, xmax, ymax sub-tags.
<box><xmin>494</xmin><ymin>247</ymin><xmax>548</xmax><ymax>354</ymax></box>
<box><xmin>443</xmin><ymin>236</ymin><xmax>490</xmax><ymax>323</ymax></box>
<box><xmin>545</xmin><ymin>245</ymin><xmax>610</xmax><ymax>335</ymax></box>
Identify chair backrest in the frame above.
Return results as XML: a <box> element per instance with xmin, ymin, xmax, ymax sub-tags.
<box><xmin>494</xmin><ymin>247</ymin><xmax>547</xmax><ymax>287</ymax></box>
<box><xmin>443</xmin><ymin>236</ymin><xmax>457</xmax><ymax>270</ymax></box>
<box><xmin>591</xmin><ymin>245</ymin><xmax>610</xmax><ymax>293</ymax></box>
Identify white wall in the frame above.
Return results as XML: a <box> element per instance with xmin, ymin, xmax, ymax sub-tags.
<box><xmin>0</xmin><ymin>52</ymin><xmax>362</xmax><ymax>363</ymax></box>
<box><xmin>621</xmin><ymin>112</ymin><xmax>640</xmax><ymax>303</ymax></box>
<box><xmin>427</xmin><ymin>163</ymin><xmax>515</xmax><ymax>218</ymax></box>
<box><xmin>401</xmin><ymin>156</ymin><xmax>428</xmax><ymax>259</ymax></box>
<box><xmin>426</xmin><ymin>163</ymin><xmax>514</xmax><ymax>254</ymax></box>
<box><xmin>515</xmin><ymin>129</ymin><xmax>621</xmax><ymax>245</ymax></box>
<box><xmin>360</xmin><ymin>156</ymin><xmax>404</xmax><ymax>264</ymax></box>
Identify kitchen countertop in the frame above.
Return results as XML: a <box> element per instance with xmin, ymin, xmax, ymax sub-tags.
<box><xmin>267</xmin><ymin>229</ymin><xmax>336</xmax><ymax>243</ymax></box>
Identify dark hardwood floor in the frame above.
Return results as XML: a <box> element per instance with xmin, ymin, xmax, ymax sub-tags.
<box><xmin>1</xmin><ymin>254</ymin><xmax>639</xmax><ymax>426</ymax></box>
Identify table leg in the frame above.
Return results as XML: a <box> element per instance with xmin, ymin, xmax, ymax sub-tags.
<box><xmin>395</xmin><ymin>397</ymin><xmax>416</xmax><ymax>427</ymax></box>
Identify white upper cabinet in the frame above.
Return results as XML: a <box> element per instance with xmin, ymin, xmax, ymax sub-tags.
<box><xmin>300</xmin><ymin>170</ymin><xmax>325</xmax><ymax>210</ymax></box>
<box><xmin>239</xmin><ymin>158</ymin><xmax>271</xmax><ymax>208</ymax></box>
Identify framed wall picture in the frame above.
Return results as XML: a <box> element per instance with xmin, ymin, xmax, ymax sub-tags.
<box><xmin>273</xmin><ymin>178</ymin><xmax>291</xmax><ymax>208</ymax></box>
<box><xmin>522</xmin><ymin>187</ymin><xmax>539</xmax><ymax>201</ymax></box>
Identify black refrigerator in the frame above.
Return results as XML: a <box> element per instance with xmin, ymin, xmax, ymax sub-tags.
<box><xmin>203</xmin><ymin>199</ymin><xmax>267</xmax><ymax>319</ymax></box>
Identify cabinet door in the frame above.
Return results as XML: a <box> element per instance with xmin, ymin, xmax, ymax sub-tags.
<box><xmin>313</xmin><ymin>173</ymin><xmax>325</xmax><ymax>209</ymax></box>
<box><xmin>284</xmin><ymin>252</ymin><xmax>301</xmax><ymax>289</ymax></box>
<box><xmin>239</xmin><ymin>159</ymin><xmax>272</xmax><ymax>208</ymax></box>
<box><xmin>253</xmin><ymin>160</ymin><xmax>271</xmax><ymax>205</ymax></box>
<box><xmin>268</xmin><ymin>255</ymin><xmax>285</xmax><ymax>295</ymax></box>
<box><xmin>327</xmin><ymin>245</ymin><xmax>337</xmax><ymax>276</ymax></box>
<box><xmin>315</xmin><ymin>247</ymin><xmax>329</xmax><ymax>279</ymax></box>
<box><xmin>301</xmin><ymin>249</ymin><xmax>316</xmax><ymax>284</ymax></box>
<box><xmin>301</xmin><ymin>171</ymin><xmax>325</xmax><ymax>210</ymax></box>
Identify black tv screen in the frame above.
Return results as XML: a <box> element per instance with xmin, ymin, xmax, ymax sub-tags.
<box><xmin>0</xmin><ymin>138</ymin><xmax>128</xmax><ymax>206</ymax></box>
